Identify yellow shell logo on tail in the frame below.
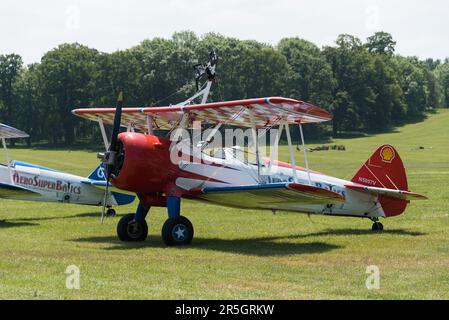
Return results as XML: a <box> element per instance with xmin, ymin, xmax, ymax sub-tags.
<box><xmin>380</xmin><ymin>146</ymin><xmax>395</xmax><ymax>163</ymax></box>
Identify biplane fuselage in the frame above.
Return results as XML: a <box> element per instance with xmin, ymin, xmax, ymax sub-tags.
<box><xmin>109</xmin><ymin>132</ymin><xmax>423</xmax><ymax>221</ymax></box>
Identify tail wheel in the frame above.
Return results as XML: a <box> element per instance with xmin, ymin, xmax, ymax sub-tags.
<box><xmin>117</xmin><ymin>213</ymin><xmax>148</xmax><ymax>242</ymax></box>
<box><xmin>162</xmin><ymin>216</ymin><xmax>194</xmax><ymax>246</ymax></box>
<box><xmin>106</xmin><ymin>208</ymin><xmax>116</xmax><ymax>217</ymax></box>
<box><xmin>371</xmin><ymin>222</ymin><xmax>384</xmax><ymax>231</ymax></box>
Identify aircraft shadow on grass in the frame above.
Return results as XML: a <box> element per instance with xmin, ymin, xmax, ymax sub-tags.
<box><xmin>70</xmin><ymin>228</ymin><xmax>424</xmax><ymax>256</ymax></box>
<box><xmin>10</xmin><ymin>212</ymin><xmax>426</xmax><ymax>238</ymax></box>
<box><xmin>70</xmin><ymin>235</ymin><xmax>342</xmax><ymax>256</ymax></box>
<box><xmin>6</xmin><ymin>211</ymin><xmax>105</xmax><ymax>222</ymax></box>
<box><xmin>0</xmin><ymin>220</ymin><xmax>38</xmax><ymax>228</ymax></box>
<box><xmin>295</xmin><ymin>228</ymin><xmax>426</xmax><ymax>237</ymax></box>
<box><xmin>5</xmin><ymin>211</ymin><xmax>425</xmax><ymax>256</ymax></box>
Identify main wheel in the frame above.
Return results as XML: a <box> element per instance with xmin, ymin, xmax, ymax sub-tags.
<box><xmin>371</xmin><ymin>222</ymin><xmax>384</xmax><ymax>231</ymax></box>
<box><xmin>161</xmin><ymin>216</ymin><xmax>194</xmax><ymax>246</ymax></box>
<box><xmin>117</xmin><ymin>213</ymin><xmax>148</xmax><ymax>242</ymax></box>
<box><xmin>106</xmin><ymin>208</ymin><xmax>116</xmax><ymax>217</ymax></box>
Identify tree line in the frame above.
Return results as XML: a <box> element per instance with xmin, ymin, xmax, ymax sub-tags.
<box><xmin>0</xmin><ymin>31</ymin><xmax>448</xmax><ymax>146</ymax></box>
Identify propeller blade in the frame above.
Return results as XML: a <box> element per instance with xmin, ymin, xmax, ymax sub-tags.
<box><xmin>100</xmin><ymin>182</ymin><xmax>110</xmax><ymax>224</ymax></box>
<box><xmin>99</xmin><ymin>90</ymin><xmax>123</xmax><ymax>224</ymax></box>
<box><xmin>109</xmin><ymin>91</ymin><xmax>123</xmax><ymax>155</ymax></box>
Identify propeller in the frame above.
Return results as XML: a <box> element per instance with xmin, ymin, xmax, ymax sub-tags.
<box><xmin>97</xmin><ymin>90</ymin><xmax>124</xmax><ymax>224</ymax></box>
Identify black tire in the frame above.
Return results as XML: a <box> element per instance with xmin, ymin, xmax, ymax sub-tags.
<box><xmin>161</xmin><ymin>216</ymin><xmax>194</xmax><ymax>246</ymax></box>
<box><xmin>106</xmin><ymin>208</ymin><xmax>116</xmax><ymax>217</ymax></box>
<box><xmin>371</xmin><ymin>222</ymin><xmax>384</xmax><ymax>231</ymax></box>
<box><xmin>117</xmin><ymin>213</ymin><xmax>148</xmax><ymax>242</ymax></box>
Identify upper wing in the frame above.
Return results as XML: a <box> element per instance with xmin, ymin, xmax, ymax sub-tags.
<box><xmin>0</xmin><ymin>182</ymin><xmax>41</xmax><ymax>199</ymax></box>
<box><xmin>345</xmin><ymin>184</ymin><xmax>427</xmax><ymax>201</ymax></box>
<box><xmin>72</xmin><ymin>97</ymin><xmax>332</xmax><ymax>130</ymax></box>
<box><xmin>188</xmin><ymin>182</ymin><xmax>344</xmax><ymax>210</ymax></box>
<box><xmin>0</xmin><ymin>123</ymin><xmax>29</xmax><ymax>139</ymax></box>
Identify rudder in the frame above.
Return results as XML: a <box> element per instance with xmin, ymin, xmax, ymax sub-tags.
<box><xmin>351</xmin><ymin>145</ymin><xmax>408</xmax><ymax>217</ymax></box>
<box><xmin>87</xmin><ymin>163</ymin><xmax>106</xmax><ymax>181</ymax></box>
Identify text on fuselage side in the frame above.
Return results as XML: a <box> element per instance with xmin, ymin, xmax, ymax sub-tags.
<box><xmin>12</xmin><ymin>172</ymin><xmax>81</xmax><ymax>194</ymax></box>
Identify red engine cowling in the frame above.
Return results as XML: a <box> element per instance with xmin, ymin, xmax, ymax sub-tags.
<box><xmin>111</xmin><ymin>132</ymin><xmax>175</xmax><ymax>193</ymax></box>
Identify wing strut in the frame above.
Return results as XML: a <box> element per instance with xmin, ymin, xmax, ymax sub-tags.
<box><xmin>1</xmin><ymin>138</ymin><xmax>12</xmax><ymax>182</ymax></box>
<box><xmin>97</xmin><ymin>118</ymin><xmax>109</xmax><ymax>150</ymax></box>
<box><xmin>284</xmin><ymin>123</ymin><xmax>298</xmax><ymax>183</ymax></box>
<box><xmin>247</xmin><ymin>108</ymin><xmax>261</xmax><ymax>182</ymax></box>
<box><xmin>268</xmin><ymin>123</ymin><xmax>283</xmax><ymax>173</ymax></box>
<box><xmin>146</xmin><ymin>115</ymin><xmax>154</xmax><ymax>135</ymax></box>
<box><xmin>298</xmin><ymin>123</ymin><xmax>312</xmax><ymax>185</ymax></box>
<box><xmin>199</xmin><ymin>122</ymin><xmax>222</xmax><ymax>151</ymax></box>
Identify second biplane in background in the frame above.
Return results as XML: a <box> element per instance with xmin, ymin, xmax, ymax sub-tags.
<box><xmin>0</xmin><ymin>123</ymin><xmax>135</xmax><ymax>216</ymax></box>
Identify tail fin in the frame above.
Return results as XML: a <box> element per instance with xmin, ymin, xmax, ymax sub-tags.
<box><xmin>351</xmin><ymin>145</ymin><xmax>408</xmax><ymax>217</ymax></box>
<box><xmin>87</xmin><ymin>163</ymin><xmax>106</xmax><ymax>181</ymax></box>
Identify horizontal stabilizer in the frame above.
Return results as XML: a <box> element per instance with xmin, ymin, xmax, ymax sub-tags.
<box><xmin>345</xmin><ymin>184</ymin><xmax>427</xmax><ymax>201</ymax></box>
<box><xmin>192</xmin><ymin>182</ymin><xmax>344</xmax><ymax>210</ymax></box>
<box><xmin>110</xmin><ymin>191</ymin><xmax>135</xmax><ymax>206</ymax></box>
<box><xmin>0</xmin><ymin>182</ymin><xmax>41</xmax><ymax>199</ymax></box>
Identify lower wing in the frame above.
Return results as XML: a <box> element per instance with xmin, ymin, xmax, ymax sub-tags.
<box><xmin>188</xmin><ymin>182</ymin><xmax>345</xmax><ymax>210</ymax></box>
<box><xmin>81</xmin><ymin>180</ymin><xmax>136</xmax><ymax>205</ymax></box>
<box><xmin>82</xmin><ymin>180</ymin><xmax>135</xmax><ymax>195</ymax></box>
<box><xmin>0</xmin><ymin>182</ymin><xmax>42</xmax><ymax>199</ymax></box>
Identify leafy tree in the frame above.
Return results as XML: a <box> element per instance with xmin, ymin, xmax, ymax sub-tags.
<box><xmin>37</xmin><ymin>43</ymin><xmax>101</xmax><ymax>144</ymax></box>
<box><xmin>13</xmin><ymin>64</ymin><xmax>42</xmax><ymax>145</ymax></box>
<box><xmin>238</xmin><ymin>45</ymin><xmax>289</xmax><ymax>99</ymax></box>
<box><xmin>335</xmin><ymin>34</ymin><xmax>363</xmax><ymax>50</ymax></box>
<box><xmin>435</xmin><ymin>62</ymin><xmax>449</xmax><ymax>108</ymax></box>
<box><xmin>424</xmin><ymin>58</ymin><xmax>441</xmax><ymax>71</ymax></box>
<box><xmin>195</xmin><ymin>33</ymin><xmax>257</xmax><ymax>101</ymax></box>
<box><xmin>366</xmin><ymin>32</ymin><xmax>396</xmax><ymax>55</ymax></box>
<box><xmin>93</xmin><ymin>49</ymin><xmax>144</xmax><ymax>106</ymax></box>
<box><xmin>0</xmin><ymin>54</ymin><xmax>23</xmax><ymax>125</ymax></box>
<box><xmin>364</xmin><ymin>57</ymin><xmax>398</xmax><ymax>130</ymax></box>
<box><xmin>329</xmin><ymin>91</ymin><xmax>358</xmax><ymax>134</ymax></box>
<box><xmin>324</xmin><ymin>35</ymin><xmax>377</xmax><ymax>132</ymax></box>
<box><xmin>392</xmin><ymin>56</ymin><xmax>429</xmax><ymax>119</ymax></box>
<box><xmin>425</xmin><ymin>68</ymin><xmax>442</xmax><ymax>109</ymax></box>
<box><xmin>0</xmin><ymin>31</ymin><xmax>446</xmax><ymax>145</ymax></box>
<box><xmin>277</xmin><ymin>38</ymin><xmax>335</xmax><ymax>106</ymax></box>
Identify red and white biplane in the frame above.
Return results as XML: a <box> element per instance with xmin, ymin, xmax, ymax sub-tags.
<box><xmin>72</xmin><ymin>52</ymin><xmax>427</xmax><ymax>246</ymax></box>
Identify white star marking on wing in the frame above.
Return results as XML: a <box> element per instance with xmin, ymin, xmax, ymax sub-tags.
<box><xmin>174</xmin><ymin>227</ymin><xmax>185</xmax><ymax>239</ymax></box>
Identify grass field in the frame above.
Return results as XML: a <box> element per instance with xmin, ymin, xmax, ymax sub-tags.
<box><xmin>0</xmin><ymin>110</ymin><xmax>448</xmax><ymax>299</ymax></box>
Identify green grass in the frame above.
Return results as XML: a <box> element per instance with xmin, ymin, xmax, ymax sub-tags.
<box><xmin>0</xmin><ymin>110</ymin><xmax>448</xmax><ymax>299</ymax></box>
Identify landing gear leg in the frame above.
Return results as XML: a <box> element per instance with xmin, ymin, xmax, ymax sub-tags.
<box><xmin>117</xmin><ymin>202</ymin><xmax>149</xmax><ymax>241</ymax></box>
<box><xmin>370</xmin><ymin>217</ymin><xmax>384</xmax><ymax>231</ymax></box>
<box><xmin>161</xmin><ymin>196</ymin><xmax>194</xmax><ymax>246</ymax></box>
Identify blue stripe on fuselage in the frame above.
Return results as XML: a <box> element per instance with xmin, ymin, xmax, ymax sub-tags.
<box><xmin>11</xmin><ymin>160</ymin><xmax>60</xmax><ymax>173</ymax></box>
<box><xmin>203</xmin><ymin>183</ymin><xmax>288</xmax><ymax>193</ymax></box>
